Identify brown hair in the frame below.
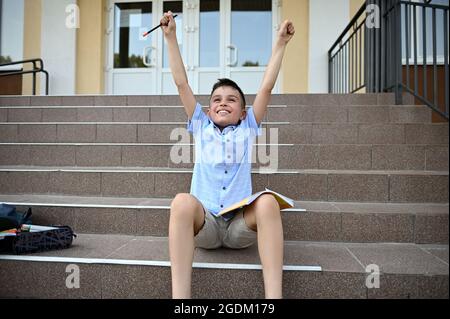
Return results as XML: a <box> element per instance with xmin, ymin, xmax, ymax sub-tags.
<box><xmin>210</xmin><ymin>78</ymin><xmax>246</xmax><ymax>109</ymax></box>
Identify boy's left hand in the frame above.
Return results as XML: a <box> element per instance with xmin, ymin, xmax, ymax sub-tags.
<box><xmin>277</xmin><ymin>20</ymin><xmax>295</xmax><ymax>45</ymax></box>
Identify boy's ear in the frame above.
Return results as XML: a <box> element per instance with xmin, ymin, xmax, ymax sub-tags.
<box><xmin>240</xmin><ymin>109</ymin><xmax>247</xmax><ymax>120</ymax></box>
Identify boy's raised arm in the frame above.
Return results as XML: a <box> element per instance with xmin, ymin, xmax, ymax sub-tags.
<box><xmin>253</xmin><ymin>20</ymin><xmax>295</xmax><ymax>125</ymax></box>
<box><xmin>161</xmin><ymin>12</ymin><xmax>197</xmax><ymax>119</ymax></box>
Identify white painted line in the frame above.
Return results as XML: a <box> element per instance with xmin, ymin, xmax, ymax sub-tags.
<box><xmin>0</xmin><ymin>105</ymin><xmax>288</xmax><ymax>109</ymax></box>
<box><xmin>0</xmin><ymin>201</ymin><xmax>306</xmax><ymax>212</ymax></box>
<box><xmin>1</xmin><ymin>202</ymin><xmax>170</xmax><ymax>210</ymax></box>
<box><xmin>0</xmin><ymin>143</ymin><xmax>295</xmax><ymax>147</ymax></box>
<box><xmin>0</xmin><ymin>168</ymin><xmax>301</xmax><ymax>174</ymax></box>
<box><xmin>0</xmin><ymin>255</ymin><xmax>321</xmax><ymax>272</ymax></box>
<box><xmin>0</xmin><ymin>122</ymin><xmax>291</xmax><ymax>125</ymax></box>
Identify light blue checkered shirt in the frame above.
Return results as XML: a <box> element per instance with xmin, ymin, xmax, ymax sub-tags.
<box><xmin>187</xmin><ymin>102</ymin><xmax>262</xmax><ymax>220</ymax></box>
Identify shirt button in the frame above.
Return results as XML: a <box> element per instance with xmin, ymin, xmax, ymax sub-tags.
<box><xmin>222</xmin><ymin>187</ymin><xmax>226</xmax><ymax>190</ymax></box>
<box><xmin>225</xmin><ymin>171</ymin><xmax>228</xmax><ymax>174</ymax></box>
<box><xmin>220</xmin><ymin>205</ymin><xmax>224</xmax><ymax>208</ymax></box>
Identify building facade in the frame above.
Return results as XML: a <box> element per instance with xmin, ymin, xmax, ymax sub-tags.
<box><xmin>2</xmin><ymin>0</ymin><xmax>368</xmax><ymax>96</ymax></box>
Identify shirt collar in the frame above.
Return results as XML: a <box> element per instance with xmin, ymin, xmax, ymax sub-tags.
<box><xmin>210</xmin><ymin>119</ymin><xmax>239</xmax><ymax>134</ymax></box>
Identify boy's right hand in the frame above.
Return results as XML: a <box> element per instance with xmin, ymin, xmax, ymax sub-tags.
<box><xmin>161</xmin><ymin>11</ymin><xmax>176</xmax><ymax>38</ymax></box>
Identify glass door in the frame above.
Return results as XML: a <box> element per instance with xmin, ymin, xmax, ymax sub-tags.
<box><xmin>160</xmin><ymin>0</ymin><xmax>185</xmax><ymax>94</ymax></box>
<box><xmin>107</xmin><ymin>0</ymin><xmax>158</xmax><ymax>94</ymax></box>
<box><xmin>193</xmin><ymin>0</ymin><xmax>221</xmax><ymax>94</ymax></box>
<box><xmin>227</xmin><ymin>0</ymin><xmax>278</xmax><ymax>94</ymax></box>
<box><xmin>106</xmin><ymin>0</ymin><xmax>280</xmax><ymax>95</ymax></box>
<box><xmin>191</xmin><ymin>0</ymin><xmax>280</xmax><ymax>95</ymax></box>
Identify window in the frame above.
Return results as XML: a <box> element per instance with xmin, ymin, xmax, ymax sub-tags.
<box><xmin>199</xmin><ymin>0</ymin><xmax>220</xmax><ymax>67</ymax></box>
<box><xmin>231</xmin><ymin>0</ymin><xmax>272</xmax><ymax>67</ymax></box>
<box><xmin>114</xmin><ymin>2</ymin><xmax>152</xmax><ymax>68</ymax></box>
<box><xmin>0</xmin><ymin>0</ymin><xmax>24</xmax><ymax>67</ymax></box>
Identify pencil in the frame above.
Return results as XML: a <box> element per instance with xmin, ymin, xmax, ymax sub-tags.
<box><xmin>142</xmin><ymin>14</ymin><xmax>178</xmax><ymax>37</ymax></box>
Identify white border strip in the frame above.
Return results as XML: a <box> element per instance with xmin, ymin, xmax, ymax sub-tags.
<box><xmin>0</xmin><ymin>122</ymin><xmax>291</xmax><ymax>125</ymax></box>
<box><xmin>0</xmin><ymin>105</ymin><xmax>288</xmax><ymax>109</ymax></box>
<box><xmin>0</xmin><ymin>143</ymin><xmax>295</xmax><ymax>147</ymax></box>
<box><xmin>0</xmin><ymin>168</ymin><xmax>301</xmax><ymax>174</ymax></box>
<box><xmin>2</xmin><ymin>202</ymin><xmax>170</xmax><ymax>210</ymax></box>
<box><xmin>0</xmin><ymin>201</ymin><xmax>306</xmax><ymax>212</ymax></box>
<box><xmin>0</xmin><ymin>255</ymin><xmax>321</xmax><ymax>272</ymax></box>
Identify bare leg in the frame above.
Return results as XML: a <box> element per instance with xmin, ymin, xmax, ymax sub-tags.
<box><xmin>169</xmin><ymin>193</ymin><xmax>205</xmax><ymax>299</ymax></box>
<box><xmin>243</xmin><ymin>194</ymin><xmax>283</xmax><ymax>299</ymax></box>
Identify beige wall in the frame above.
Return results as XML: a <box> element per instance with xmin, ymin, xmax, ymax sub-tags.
<box><xmin>22</xmin><ymin>0</ymin><xmax>42</xmax><ymax>95</ymax></box>
<box><xmin>350</xmin><ymin>0</ymin><xmax>366</xmax><ymax>93</ymax></box>
<box><xmin>76</xmin><ymin>0</ymin><xmax>105</xmax><ymax>94</ymax></box>
<box><xmin>281</xmin><ymin>0</ymin><xmax>309</xmax><ymax>93</ymax></box>
<box><xmin>350</xmin><ymin>0</ymin><xmax>365</xmax><ymax>17</ymax></box>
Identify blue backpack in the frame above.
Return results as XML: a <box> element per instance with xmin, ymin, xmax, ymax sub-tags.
<box><xmin>0</xmin><ymin>203</ymin><xmax>32</xmax><ymax>232</ymax></box>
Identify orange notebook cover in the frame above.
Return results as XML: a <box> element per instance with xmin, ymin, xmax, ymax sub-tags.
<box><xmin>218</xmin><ymin>188</ymin><xmax>295</xmax><ymax>217</ymax></box>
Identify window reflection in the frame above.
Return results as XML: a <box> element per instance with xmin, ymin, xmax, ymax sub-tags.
<box><xmin>114</xmin><ymin>2</ymin><xmax>152</xmax><ymax>68</ymax></box>
<box><xmin>231</xmin><ymin>0</ymin><xmax>272</xmax><ymax>67</ymax></box>
<box><xmin>0</xmin><ymin>0</ymin><xmax>24</xmax><ymax>64</ymax></box>
<box><xmin>200</xmin><ymin>0</ymin><xmax>220</xmax><ymax>67</ymax></box>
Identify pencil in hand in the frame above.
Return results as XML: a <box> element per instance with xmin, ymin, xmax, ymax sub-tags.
<box><xmin>142</xmin><ymin>14</ymin><xmax>178</xmax><ymax>37</ymax></box>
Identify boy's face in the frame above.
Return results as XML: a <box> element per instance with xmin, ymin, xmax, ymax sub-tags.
<box><xmin>208</xmin><ymin>86</ymin><xmax>246</xmax><ymax>129</ymax></box>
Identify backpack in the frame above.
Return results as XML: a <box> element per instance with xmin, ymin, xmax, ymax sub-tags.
<box><xmin>0</xmin><ymin>203</ymin><xmax>76</xmax><ymax>254</ymax></box>
<box><xmin>0</xmin><ymin>203</ymin><xmax>32</xmax><ymax>232</ymax></box>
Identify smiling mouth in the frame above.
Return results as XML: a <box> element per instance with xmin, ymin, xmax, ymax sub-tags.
<box><xmin>217</xmin><ymin>110</ymin><xmax>230</xmax><ymax>116</ymax></box>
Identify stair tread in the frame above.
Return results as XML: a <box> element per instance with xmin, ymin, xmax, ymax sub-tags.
<box><xmin>0</xmin><ymin>165</ymin><xmax>448</xmax><ymax>175</ymax></box>
<box><xmin>0</xmin><ymin>194</ymin><xmax>448</xmax><ymax>214</ymax></box>
<box><xmin>0</xmin><ymin>233</ymin><xmax>447</xmax><ymax>276</ymax></box>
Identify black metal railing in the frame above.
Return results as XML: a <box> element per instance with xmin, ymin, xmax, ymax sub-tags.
<box><xmin>0</xmin><ymin>58</ymin><xmax>49</xmax><ymax>95</ymax></box>
<box><xmin>329</xmin><ymin>0</ymin><xmax>449</xmax><ymax>120</ymax></box>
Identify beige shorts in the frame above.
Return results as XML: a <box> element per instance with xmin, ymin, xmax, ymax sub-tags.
<box><xmin>194</xmin><ymin>207</ymin><xmax>257</xmax><ymax>250</ymax></box>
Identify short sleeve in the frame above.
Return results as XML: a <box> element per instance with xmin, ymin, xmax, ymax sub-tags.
<box><xmin>187</xmin><ymin>102</ymin><xmax>208</xmax><ymax>134</ymax></box>
<box><xmin>246</xmin><ymin>106</ymin><xmax>263</xmax><ymax>136</ymax></box>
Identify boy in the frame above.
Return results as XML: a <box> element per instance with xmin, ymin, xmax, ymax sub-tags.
<box><xmin>162</xmin><ymin>11</ymin><xmax>295</xmax><ymax>299</ymax></box>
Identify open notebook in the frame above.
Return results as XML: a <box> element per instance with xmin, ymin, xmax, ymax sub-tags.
<box><xmin>218</xmin><ymin>188</ymin><xmax>295</xmax><ymax>218</ymax></box>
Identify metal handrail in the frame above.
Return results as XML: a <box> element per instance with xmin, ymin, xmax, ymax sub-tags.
<box><xmin>0</xmin><ymin>58</ymin><xmax>49</xmax><ymax>95</ymax></box>
<box><xmin>329</xmin><ymin>3</ymin><xmax>366</xmax><ymax>57</ymax></box>
<box><xmin>328</xmin><ymin>0</ymin><xmax>449</xmax><ymax>120</ymax></box>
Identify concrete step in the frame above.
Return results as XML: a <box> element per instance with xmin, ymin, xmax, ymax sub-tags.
<box><xmin>0</xmin><ymin>166</ymin><xmax>448</xmax><ymax>203</ymax></box>
<box><xmin>0</xmin><ymin>194</ymin><xmax>447</xmax><ymax>244</ymax></box>
<box><xmin>0</xmin><ymin>93</ymin><xmax>399</xmax><ymax>108</ymax></box>
<box><xmin>0</xmin><ymin>105</ymin><xmax>432</xmax><ymax>124</ymax></box>
<box><xmin>0</xmin><ymin>234</ymin><xmax>447</xmax><ymax>298</ymax></box>
<box><xmin>0</xmin><ymin>122</ymin><xmax>447</xmax><ymax>145</ymax></box>
<box><xmin>0</xmin><ymin>143</ymin><xmax>447</xmax><ymax>171</ymax></box>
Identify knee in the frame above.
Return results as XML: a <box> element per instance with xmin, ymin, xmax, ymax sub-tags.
<box><xmin>170</xmin><ymin>193</ymin><xmax>201</xmax><ymax>221</ymax></box>
<box><xmin>253</xmin><ymin>194</ymin><xmax>281</xmax><ymax>219</ymax></box>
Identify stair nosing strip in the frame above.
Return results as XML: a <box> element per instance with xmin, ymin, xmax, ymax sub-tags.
<box><xmin>0</xmin><ymin>121</ymin><xmax>291</xmax><ymax>125</ymax></box>
<box><xmin>0</xmin><ymin>255</ymin><xmax>322</xmax><ymax>272</ymax></box>
<box><xmin>0</xmin><ymin>105</ymin><xmax>289</xmax><ymax>109</ymax></box>
<box><xmin>0</xmin><ymin>167</ymin><xmax>447</xmax><ymax>176</ymax></box>
<box><xmin>0</xmin><ymin>201</ymin><xmax>306</xmax><ymax>212</ymax></box>
<box><xmin>0</xmin><ymin>142</ymin><xmax>295</xmax><ymax>146</ymax></box>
